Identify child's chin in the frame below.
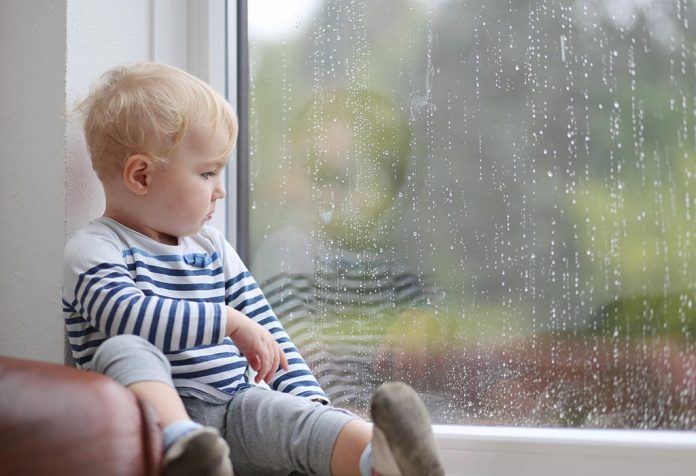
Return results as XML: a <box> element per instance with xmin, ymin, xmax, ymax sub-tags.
<box><xmin>184</xmin><ymin>228</ymin><xmax>203</xmax><ymax>236</ymax></box>
<box><xmin>173</xmin><ymin>226</ymin><xmax>201</xmax><ymax>238</ymax></box>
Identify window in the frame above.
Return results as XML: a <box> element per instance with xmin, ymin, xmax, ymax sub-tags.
<box><xmin>234</xmin><ymin>0</ymin><xmax>696</xmax><ymax>472</ymax></box>
<box><xmin>245</xmin><ymin>0</ymin><xmax>696</xmax><ymax>428</ymax></box>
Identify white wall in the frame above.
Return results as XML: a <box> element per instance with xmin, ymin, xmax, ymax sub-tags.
<box><xmin>65</xmin><ymin>0</ymin><xmax>153</xmax><ymax>237</ymax></box>
<box><xmin>0</xmin><ymin>1</ymin><xmax>68</xmax><ymax>362</ymax></box>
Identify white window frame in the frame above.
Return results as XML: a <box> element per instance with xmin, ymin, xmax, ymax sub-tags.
<box><xmin>434</xmin><ymin>425</ymin><xmax>696</xmax><ymax>475</ymax></box>
<box><xmin>161</xmin><ymin>1</ymin><xmax>696</xmax><ymax>474</ymax></box>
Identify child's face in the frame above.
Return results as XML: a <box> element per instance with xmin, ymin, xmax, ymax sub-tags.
<box><xmin>143</xmin><ymin>125</ymin><xmax>229</xmax><ymax>244</ymax></box>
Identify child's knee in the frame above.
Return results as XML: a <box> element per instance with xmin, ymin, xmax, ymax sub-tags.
<box><xmin>93</xmin><ymin>334</ymin><xmax>171</xmax><ymax>375</ymax></box>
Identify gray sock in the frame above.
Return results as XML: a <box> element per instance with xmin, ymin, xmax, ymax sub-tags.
<box><xmin>162</xmin><ymin>420</ymin><xmax>203</xmax><ymax>452</ymax></box>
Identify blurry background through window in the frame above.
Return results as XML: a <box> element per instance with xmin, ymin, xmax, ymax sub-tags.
<box><xmin>247</xmin><ymin>0</ymin><xmax>696</xmax><ymax>428</ymax></box>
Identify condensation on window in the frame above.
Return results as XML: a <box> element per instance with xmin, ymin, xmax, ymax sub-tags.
<box><xmin>248</xmin><ymin>0</ymin><xmax>696</xmax><ymax>429</ymax></box>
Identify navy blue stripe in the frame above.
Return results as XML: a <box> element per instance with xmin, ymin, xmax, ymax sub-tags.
<box><xmin>75</xmin><ymin>355</ymin><xmax>94</xmax><ymax>366</ymax></box>
<box><xmin>234</xmin><ymin>294</ymin><xmax>265</xmax><ymax>310</ymax></box>
<box><xmin>117</xmin><ymin>295</ymin><xmax>140</xmax><ymax>334</ymax></box>
<box><xmin>208</xmin><ymin>373</ymin><xmax>246</xmax><ymax>389</ymax></box>
<box><xmin>70</xmin><ymin>338</ymin><xmax>105</xmax><ymax>353</ymax></box>
<box><xmin>195</xmin><ymin>302</ymin><xmax>206</xmax><ymax>346</ymax></box>
<box><xmin>134</xmin><ymin>274</ymin><xmax>225</xmax><ymax>291</ymax></box>
<box><xmin>256</xmin><ymin>315</ymin><xmax>279</xmax><ymax>327</ymax></box>
<box><xmin>62</xmin><ymin>299</ymin><xmax>75</xmax><ymax>313</ymax></box>
<box><xmin>124</xmin><ymin>247</ymin><xmax>221</xmax><ymax>262</ymax></box>
<box><xmin>276</xmin><ymin>369</ymin><xmax>313</xmax><ymax>379</ymax></box>
<box><xmin>294</xmin><ymin>390</ymin><xmax>328</xmax><ymax>399</ymax></box>
<box><xmin>274</xmin><ymin>380</ymin><xmax>322</xmax><ymax>393</ymax></box>
<box><xmin>124</xmin><ymin>247</ymin><xmax>181</xmax><ymax>261</ymax></box>
<box><xmin>273</xmin><ymin>370</ymin><xmax>318</xmax><ymax>392</ymax></box>
<box><xmin>174</xmin><ymin>361</ymin><xmax>248</xmax><ymax>379</ymax></box>
<box><xmin>133</xmin><ymin>296</ymin><xmax>152</xmax><ymax>335</ymax></box>
<box><xmin>227</xmin><ymin>283</ymin><xmax>257</xmax><ymax>303</ymax></box>
<box><xmin>244</xmin><ymin>304</ymin><xmax>271</xmax><ymax>319</ymax></box>
<box><xmin>65</xmin><ymin>316</ymin><xmax>84</xmax><ymax>325</ymax></box>
<box><xmin>140</xmin><ymin>289</ymin><xmax>225</xmax><ymax>303</ymax></box>
<box><xmin>213</xmin><ymin>305</ymin><xmax>222</xmax><ymax>342</ymax></box>
<box><xmin>148</xmin><ymin>299</ymin><xmax>164</xmax><ymax>344</ymax></box>
<box><xmin>178</xmin><ymin>300</ymin><xmax>191</xmax><ymax>350</ymax></box>
<box><xmin>266</xmin><ymin>326</ymin><xmax>285</xmax><ymax>336</ymax></box>
<box><xmin>163</xmin><ymin>299</ymin><xmax>179</xmax><ymax>352</ymax></box>
<box><xmin>67</xmin><ymin>327</ymin><xmax>101</xmax><ymax>339</ymax></box>
<box><xmin>224</xmin><ymin>271</ymin><xmax>252</xmax><ymax>289</ymax></box>
<box><xmin>128</xmin><ymin>260</ymin><xmax>223</xmax><ymax>277</ymax></box>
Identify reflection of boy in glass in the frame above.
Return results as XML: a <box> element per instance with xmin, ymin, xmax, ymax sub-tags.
<box><xmin>253</xmin><ymin>89</ymin><xmax>455</xmax><ymax>419</ymax></box>
<box><xmin>304</xmin><ymin>89</ymin><xmax>410</xmax><ymax>251</ymax></box>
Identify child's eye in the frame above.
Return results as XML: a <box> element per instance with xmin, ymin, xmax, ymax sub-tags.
<box><xmin>201</xmin><ymin>172</ymin><xmax>216</xmax><ymax>179</ymax></box>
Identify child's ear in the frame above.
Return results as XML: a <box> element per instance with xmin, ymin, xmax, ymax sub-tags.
<box><xmin>123</xmin><ymin>154</ymin><xmax>153</xmax><ymax>195</ymax></box>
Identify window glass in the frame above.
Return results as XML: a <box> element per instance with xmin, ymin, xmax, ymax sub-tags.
<box><xmin>247</xmin><ymin>0</ymin><xmax>696</xmax><ymax>428</ymax></box>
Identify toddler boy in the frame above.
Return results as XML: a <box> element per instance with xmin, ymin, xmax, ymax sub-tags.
<box><xmin>63</xmin><ymin>62</ymin><xmax>444</xmax><ymax>476</ymax></box>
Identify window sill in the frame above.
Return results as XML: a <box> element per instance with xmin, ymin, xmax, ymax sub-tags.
<box><xmin>434</xmin><ymin>424</ymin><xmax>696</xmax><ymax>476</ymax></box>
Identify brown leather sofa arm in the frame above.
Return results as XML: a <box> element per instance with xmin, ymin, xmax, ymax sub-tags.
<box><xmin>0</xmin><ymin>356</ymin><xmax>162</xmax><ymax>476</ymax></box>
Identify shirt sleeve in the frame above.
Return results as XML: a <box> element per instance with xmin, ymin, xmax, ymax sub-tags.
<box><xmin>62</xmin><ymin>233</ymin><xmax>227</xmax><ymax>353</ymax></box>
<box><xmin>218</xmin><ymin>236</ymin><xmax>330</xmax><ymax>403</ymax></box>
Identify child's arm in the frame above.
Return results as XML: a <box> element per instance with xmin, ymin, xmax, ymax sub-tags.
<box><xmin>224</xmin><ymin>306</ymin><xmax>289</xmax><ymax>384</ymax></box>
<box><xmin>218</xmin><ymin>236</ymin><xmax>329</xmax><ymax>403</ymax></box>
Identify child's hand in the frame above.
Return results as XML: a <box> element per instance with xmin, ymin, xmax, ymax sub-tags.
<box><xmin>225</xmin><ymin>307</ymin><xmax>290</xmax><ymax>384</ymax></box>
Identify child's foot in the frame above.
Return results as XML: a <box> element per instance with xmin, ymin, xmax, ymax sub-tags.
<box><xmin>370</xmin><ymin>382</ymin><xmax>445</xmax><ymax>476</ymax></box>
<box><xmin>163</xmin><ymin>426</ymin><xmax>233</xmax><ymax>476</ymax></box>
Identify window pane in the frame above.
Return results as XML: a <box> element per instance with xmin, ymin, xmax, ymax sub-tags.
<box><xmin>247</xmin><ymin>0</ymin><xmax>696</xmax><ymax>428</ymax></box>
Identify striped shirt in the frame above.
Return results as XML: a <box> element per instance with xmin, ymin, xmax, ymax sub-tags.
<box><xmin>62</xmin><ymin>217</ymin><xmax>328</xmax><ymax>403</ymax></box>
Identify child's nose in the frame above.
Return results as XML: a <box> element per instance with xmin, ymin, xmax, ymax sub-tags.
<box><xmin>213</xmin><ymin>177</ymin><xmax>226</xmax><ymax>200</ymax></box>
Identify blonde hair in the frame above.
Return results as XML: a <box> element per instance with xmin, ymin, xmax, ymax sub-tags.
<box><xmin>79</xmin><ymin>62</ymin><xmax>238</xmax><ymax>179</ymax></box>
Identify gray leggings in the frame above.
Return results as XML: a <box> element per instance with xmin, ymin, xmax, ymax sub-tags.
<box><xmin>92</xmin><ymin>335</ymin><xmax>358</xmax><ymax>476</ymax></box>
